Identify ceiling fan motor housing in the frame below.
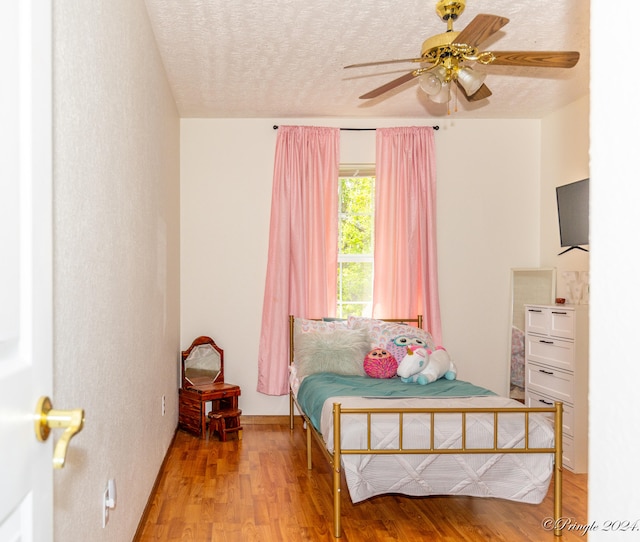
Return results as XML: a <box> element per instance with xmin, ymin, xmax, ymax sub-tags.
<box><xmin>436</xmin><ymin>0</ymin><xmax>465</xmax><ymax>21</ymax></box>
<box><xmin>421</xmin><ymin>31</ymin><xmax>460</xmax><ymax>59</ymax></box>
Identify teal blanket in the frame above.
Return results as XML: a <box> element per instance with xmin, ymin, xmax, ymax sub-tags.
<box><xmin>296</xmin><ymin>373</ymin><xmax>496</xmax><ymax>432</ymax></box>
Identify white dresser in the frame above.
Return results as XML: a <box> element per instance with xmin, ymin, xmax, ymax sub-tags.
<box><xmin>524</xmin><ymin>304</ymin><xmax>589</xmax><ymax>473</ymax></box>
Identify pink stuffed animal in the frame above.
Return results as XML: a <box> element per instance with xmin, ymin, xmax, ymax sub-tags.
<box><xmin>363</xmin><ymin>348</ymin><xmax>398</xmax><ymax>379</ymax></box>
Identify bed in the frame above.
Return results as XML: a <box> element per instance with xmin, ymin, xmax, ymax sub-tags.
<box><xmin>288</xmin><ymin>315</ymin><xmax>564</xmax><ymax>538</ymax></box>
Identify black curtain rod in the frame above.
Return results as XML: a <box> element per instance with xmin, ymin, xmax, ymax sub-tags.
<box><xmin>272</xmin><ymin>125</ymin><xmax>439</xmax><ymax>131</ymax></box>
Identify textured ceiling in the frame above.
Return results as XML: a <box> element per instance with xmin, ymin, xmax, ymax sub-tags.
<box><xmin>144</xmin><ymin>0</ymin><xmax>589</xmax><ymax>119</ymax></box>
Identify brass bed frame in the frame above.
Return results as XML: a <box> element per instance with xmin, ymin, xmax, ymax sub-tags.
<box><xmin>288</xmin><ymin>315</ymin><xmax>564</xmax><ymax>538</ymax></box>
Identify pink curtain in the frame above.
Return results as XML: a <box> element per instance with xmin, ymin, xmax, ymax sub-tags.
<box><xmin>257</xmin><ymin>126</ymin><xmax>340</xmax><ymax>395</ymax></box>
<box><xmin>373</xmin><ymin>126</ymin><xmax>442</xmax><ymax>343</ymax></box>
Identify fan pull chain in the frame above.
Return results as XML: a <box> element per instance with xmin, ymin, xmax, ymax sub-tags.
<box><xmin>446</xmin><ymin>85</ymin><xmax>459</xmax><ymax>115</ymax></box>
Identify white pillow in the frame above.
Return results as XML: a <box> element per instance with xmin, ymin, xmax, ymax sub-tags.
<box><xmin>294</xmin><ymin>326</ymin><xmax>370</xmax><ymax>377</ymax></box>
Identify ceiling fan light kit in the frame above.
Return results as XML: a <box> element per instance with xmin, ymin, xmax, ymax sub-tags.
<box><xmin>418</xmin><ymin>66</ymin><xmax>446</xmax><ymax>96</ymax></box>
<box><xmin>456</xmin><ymin>66</ymin><xmax>486</xmax><ymax>96</ymax></box>
<box><xmin>430</xmin><ymin>81</ymin><xmax>452</xmax><ymax>104</ymax></box>
<box><xmin>345</xmin><ymin>0</ymin><xmax>580</xmax><ymax>111</ymax></box>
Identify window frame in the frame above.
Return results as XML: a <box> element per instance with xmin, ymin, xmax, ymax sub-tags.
<box><xmin>336</xmin><ymin>164</ymin><xmax>376</xmax><ymax>318</ymax></box>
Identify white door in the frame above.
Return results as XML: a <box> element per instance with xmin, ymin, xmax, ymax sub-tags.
<box><xmin>0</xmin><ymin>1</ymin><xmax>54</xmax><ymax>540</ymax></box>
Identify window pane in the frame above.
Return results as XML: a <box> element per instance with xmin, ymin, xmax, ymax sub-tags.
<box><xmin>337</xmin><ymin>261</ymin><xmax>373</xmax><ymax>318</ymax></box>
<box><xmin>339</xmin><ymin>176</ymin><xmax>374</xmax><ymax>255</ymax></box>
<box><xmin>339</xmin><ymin>303</ymin><xmax>370</xmax><ymax>318</ymax></box>
<box><xmin>337</xmin><ymin>172</ymin><xmax>374</xmax><ymax>318</ymax></box>
<box><xmin>340</xmin><ymin>262</ymin><xmax>373</xmax><ymax>301</ymax></box>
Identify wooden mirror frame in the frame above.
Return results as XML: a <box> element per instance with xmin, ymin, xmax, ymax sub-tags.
<box><xmin>181</xmin><ymin>336</ymin><xmax>224</xmax><ymax>388</ymax></box>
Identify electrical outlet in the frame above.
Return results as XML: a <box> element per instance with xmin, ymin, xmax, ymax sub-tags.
<box><xmin>162</xmin><ymin>395</ymin><xmax>165</xmax><ymax>416</ymax></box>
<box><xmin>102</xmin><ymin>479</ymin><xmax>116</xmax><ymax>528</ymax></box>
<box><xmin>102</xmin><ymin>487</ymin><xmax>110</xmax><ymax>527</ymax></box>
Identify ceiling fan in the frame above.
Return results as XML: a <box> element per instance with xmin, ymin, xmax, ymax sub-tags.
<box><xmin>345</xmin><ymin>0</ymin><xmax>580</xmax><ymax>105</ymax></box>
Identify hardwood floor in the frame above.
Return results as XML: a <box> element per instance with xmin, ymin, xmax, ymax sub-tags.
<box><xmin>135</xmin><ymin>419</ymin><xmax>588</xmax><ymax>541</ymax></box>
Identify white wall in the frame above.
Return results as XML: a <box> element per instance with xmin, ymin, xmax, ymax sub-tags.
<box><xmin>181</xmin><ymin>117</ymin><xmax>543</xmax><ymax>414</ymax></box>
<box><xmin>589</xmin><ymin>2</ymin><xmax>640</xmax><ymax>536</ymax></box>
<box><xmin>541</xmin><ymin>95</ymin><xmax>590</xmax><ymax>295</ymax></box>
<box><xmin>52</xmin><ymin>1</ymin><xmax>180</xmax><ymax>541</ymax></box>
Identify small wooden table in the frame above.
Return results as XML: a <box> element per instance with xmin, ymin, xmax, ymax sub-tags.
<box><xmin>178</xmin><ymin>382</ymin><xmax>241</xmax><ymax>438</ymax></box>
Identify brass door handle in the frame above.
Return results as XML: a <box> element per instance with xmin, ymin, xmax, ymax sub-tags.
<box><xmin>34</xmin><ymin>396</ymin><xmax>85</xmax><ymax>469</ymax></box>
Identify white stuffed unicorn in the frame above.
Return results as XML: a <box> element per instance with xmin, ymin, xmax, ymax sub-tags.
<box><xmin>396</xmin><ymin>345</ymin><xmax>457</xmax><ymax>385</ymax></box>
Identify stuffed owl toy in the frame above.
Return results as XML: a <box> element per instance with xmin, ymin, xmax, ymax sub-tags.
<box><xmin>385</xmin><ymin>335</ymin><xmax>429</xmax><ymax>367</ymax></box>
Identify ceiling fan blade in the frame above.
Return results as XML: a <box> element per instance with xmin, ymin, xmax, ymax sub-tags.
<box><xmin>359</xmin><ymin>71</ymin><xmax>418</xmax><ymax>99</ymax></box>
<box><xmin>467</xmin><ymin>83</ymin><xmax>492</xmax><ymax>102</ymax></box>
<box><xmin>345</xmin><ymin>57</ymin><xmax>423</xmax><ymax>69</ymax></box>
<box><xmin>454</xmin><ymin>14</ymin><xmax>509</xmax><ymax>48</ymax></box>
<box><xmin>488</xmin><ymin>51</ymin><xmax>580</xmax><ymax>68</ymax></box>
<box><xmin>455</xmin><ymin>80</ymin><xmax>492</xmax><ymax>102</ymax></box>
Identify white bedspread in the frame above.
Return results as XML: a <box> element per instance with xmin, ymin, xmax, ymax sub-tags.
<box><xmin>319</xmin><ymin>395</ymin><xmax>555</xmax><ymax>504</ymax></box>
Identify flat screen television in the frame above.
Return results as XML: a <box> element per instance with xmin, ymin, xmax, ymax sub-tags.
<box><xmin>556</xmin><ymin>178</ymin><xmax>589</xmax><ymax>255</ymax></box>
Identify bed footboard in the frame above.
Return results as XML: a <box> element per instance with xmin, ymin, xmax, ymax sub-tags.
<box><xmin>328</xmin><ymin>401</ymin><xmax>563</xmax><ymax>538</ymax></box>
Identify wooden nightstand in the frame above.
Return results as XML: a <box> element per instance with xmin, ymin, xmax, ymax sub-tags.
<box><xmin>179</xmin><ymin>382</ymin><xmax>241</xmax><ymax>438</ymax></box>
<box><xmin>178</xmin><ymin>336</ymin><xmax>242</xmax><ymax>439</ymax></box>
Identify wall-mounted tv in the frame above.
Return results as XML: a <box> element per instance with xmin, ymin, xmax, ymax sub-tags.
<box><xmin>556</xmin><ymin>178</ymin><xmax>589</xmax><ymax>255</ymax></box>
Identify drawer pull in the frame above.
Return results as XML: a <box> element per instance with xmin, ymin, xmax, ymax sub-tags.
<box><xmin>539</xmin><ymin>340</ymin><xmax>554</xmax><ymax>344</ymax></box>
<box><xmin>539</xmin><ymin>369</ymin><xmax>554</xmax><ymax>375</ymax></box>
<box><xmin>551</xmin><ymin>311</ymin><xmax>567</xmax><ymax>315</ymax></box>
<box><xmin>528</xmin><ymin>309</ymin><xmax>543</xmax><ymax>313</ymax></box>
<box><xmin>538</xmin><ymin>398</ymin><xmax>553</xmax><ymax>406</ymax></box>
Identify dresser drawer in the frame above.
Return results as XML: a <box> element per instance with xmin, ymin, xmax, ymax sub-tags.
<box><xmin>525</xmin><ymin>307</ymin><xmax>549</xmax><ymax>335</ymax></box>
<box><xmin>178</xmin><ymin>404</ymin><xmax>202</xmax><ymax>436</ymax></box>
<box><xmin>526</xmin><ymin>362</ymin><xmax>574</xmax><ymax>404</ymax></box>
<box><xmin>526</xmin><ymin>336</ymin><xmax>574</xmax><ymax>371</ymax></box>
<box><xmin>525</xmin><ymin>389</ymin><xmax>574</xmax><ymax>436</ymax></box>
<box><xmin>525</xmin><ymin>306</ymin><xmax>575</xmax><ymax>339</ymax></box>
<box><xmin>549</xmin><ymin>309</ymin><xmax>575</xmax><ymax>339</ymax></box>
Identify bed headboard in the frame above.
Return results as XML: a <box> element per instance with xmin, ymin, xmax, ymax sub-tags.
<box><xmin>288</xmin><ymin>315</ymin><xmax>423</xmax><ymax>365</ymax></box>
<box><xmin>288</xmin><ymin>314</ymin><xmax>425</xmax><ymax>428</ymax></box>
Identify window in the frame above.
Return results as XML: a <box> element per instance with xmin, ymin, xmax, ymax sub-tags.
<box><xmin>337</xmin><ymin>165</ymin><xmax>375</xmax><ymax>318</ymax></box>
